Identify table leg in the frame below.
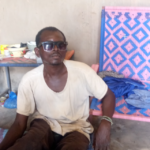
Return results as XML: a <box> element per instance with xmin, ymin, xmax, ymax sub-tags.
<box><xmin>5</xmin><ymin>67</ymin><xmax>11</xmax><ymax>93</ymax></box>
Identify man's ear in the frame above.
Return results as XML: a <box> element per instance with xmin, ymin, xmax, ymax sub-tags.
<box><xmin>34</xmin><ymin>47</ymin><xmax>40</xmax><ymax>57</ymax></box>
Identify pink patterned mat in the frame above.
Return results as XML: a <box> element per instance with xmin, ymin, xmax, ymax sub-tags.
<box><xmin>91</xmin><ymin>6</ymin><xmax>150</xmax><ymax>122</ymax></box>
<box><xmin>101</xmin><ymin>6</ymin><xmax>150</xmax><ymax>88</ymax></box>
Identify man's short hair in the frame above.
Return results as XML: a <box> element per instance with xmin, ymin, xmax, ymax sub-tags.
<box><xmin>35</xmin><ymin>27</ymin><xmax>66</xmax><ymax>47</ymax></box>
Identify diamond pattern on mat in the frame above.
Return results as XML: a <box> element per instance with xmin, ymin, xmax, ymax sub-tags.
<box><xmin>144</xmin><ymin>82</ymin><xmax>150</xmax><ymax>90</ymax></box>
<box><xmin>105</xmin><ymin>28</ymin><xmax>111</xmax><ymax>40</ymax></box>
<box><xmin>132</xmin><ymin>28</ymin><xmax>148</xmax><ymax>43</ymax></box>
<box><xmin>143</xmin><ymin>19</ymin><xmax>150</xmax><ymax>31</ymax></box>
<box><xmin>119</xmin><ymin>64</ymin><xmax>135</xmax><ymax>78</ymax></box>
<box><xmin>124</xmin><ymin>18</ymin><xmax>140</xmax><ymax>30</ymax></box>
<box><xmin>106</xmin><ymin>18</ymin><xmax>121</xmax><ymax>30</ymax></box>
<box><xmin>145</xmin><ymin>13</ymin><xmax>150</xmax><ymax>19</ymax></box>
<box><xmin>112</xmin><ymin>51</ymin><xmax>127</xmax><ymax>66</ymax></box>
<box><xmin>140</xmin><ymin>109</ymin><xmax>150</xmax><ymax>117</ymax></box>
<box><xmin>121</xmin><ymin>39</ymin><xmax>138</xmax><ymax>55</ymax></box>
<box><xmin>120</xmin><ymin>106</ymin><xmax>130</xmax><ymax>114</ymax></box>
<box><xmin>103</xmin><ymin>62</ymin><xmax>115</xmax><ymax>71</ymax></box>
<box><xmin>113</xmin><ymin>27</ymin><xmax>130</xmax><ymax>42</ymax></box>
<box><xmin>138</xmin><ymin>66</ymin><xmax>150</xmax><ymax>81</ymax></box>
<box><xmin>99</xmin><ymin>8</ymin><xmax>150</xmax><ymax>119</ymax></box>
<box><xmin>129</xmin><ymin>52</ymin><xmax>145</xmax><ymax>67</ymax></box>
<box><xmin>103</xmin><ymin>51</ymin><xmax>109</xmax><ymax>64</ymax></box>
<box><xmin>140</xmin><ymin>40</ymin><xmax>150</xmax><ymax>55</ymax></box>
<box><xmin>115</xmin><ymin>104</ymin><xmax>127</xmax><ymax>114</ymax></box>
<box><xmin>118</xmin><ymin>15</ymin><xmax>127</xmax><ymax>23</ymax></box>
<box><xmin>105</xmin><ymin>38</ymin><xmax>119</xmax><ymax>53</ymax></box>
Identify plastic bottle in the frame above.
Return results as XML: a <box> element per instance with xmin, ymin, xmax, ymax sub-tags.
<box><xmin>0</xmin><ymin>45</ymin><xmax>8</xmax><ymax>55</ymax></box>
<box><xmin>4</xmin><ymin>47</ymin><xmax>10</xmax><ymax>57</ymax></box>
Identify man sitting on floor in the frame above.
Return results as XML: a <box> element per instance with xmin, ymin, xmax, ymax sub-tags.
<box><xmin>0</xmin><ymin>27</ymin><xmax>115</xmax><ymax>150</ymax></box>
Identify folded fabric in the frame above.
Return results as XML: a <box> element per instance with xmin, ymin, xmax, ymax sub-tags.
<box><xmin>98</xmin><ymin>71</ymin><xmax>124</xmax><ymax>78</ymax></box>
<box><xmin>125</xmin><ymin>89</ymin><xmax>150</xmax><ymax>109</ymax></box>
<box><xmin>103</xmin><ymin>76</ymin><xmax>145</xmax><ymax>98</ymax></box>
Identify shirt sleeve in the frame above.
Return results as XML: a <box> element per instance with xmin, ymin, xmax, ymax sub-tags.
<box><xmin>84</xmin><ymin>65</ymin><xmax>108</xmax><ymax>100</ymax></box>
<box><xmin>16</xmin><ymin>78</ymin><xmax>35</xmax><ymax>116</ymax></box>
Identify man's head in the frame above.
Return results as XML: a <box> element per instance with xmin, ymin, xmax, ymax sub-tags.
<box><xmin>34</xmin><ymin>27</ymin><xmax>67</xmax><ymax>65</ymax></box>
<box><xmin>35</xmin><ymin>27</ymin><xmax>66</xmax><ymax>46</ymax></box>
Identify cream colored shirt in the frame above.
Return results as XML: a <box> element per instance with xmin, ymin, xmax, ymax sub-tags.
<box><xmin>17</xmin><ymin>60</ymin><xmax>108</xmax><ymax>140</ymax></box>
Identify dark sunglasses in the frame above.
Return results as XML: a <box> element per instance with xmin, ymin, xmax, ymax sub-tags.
<box><xmin>38</xmin><ymin>41</ymin><xmax>68</xmax><ymax>52</ymax></box>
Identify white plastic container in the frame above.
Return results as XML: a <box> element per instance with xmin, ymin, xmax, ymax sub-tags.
<box><xmin>27</xmin><ymin>41</ymin><xmax>36</xmax><ymax>51</ymax></box>
<box><xmin>7</xmin><ymin>44</ymin><xmax>26</xmax><ymax>57</ymax></box>
<box><xmin>4</xmin><ymin>49</ymin><xmax>10</xmax><ymax>57</ymax></box>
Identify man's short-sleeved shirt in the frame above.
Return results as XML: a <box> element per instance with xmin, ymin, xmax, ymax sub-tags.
<box><xmin>17</xmin><ymin>60</ymin><xmax>108</xmax><ymax>140</ymax></box>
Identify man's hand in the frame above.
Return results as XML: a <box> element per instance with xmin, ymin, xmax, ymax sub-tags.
<box><xmin>93</xmin><ymin>88</ymin><xmax>115</xmax><ymax>150</ymax></box>
<box><xmin>94</xmin><ymin>120</ymin><xmax>111</xmax><ymax>150</ymax></box>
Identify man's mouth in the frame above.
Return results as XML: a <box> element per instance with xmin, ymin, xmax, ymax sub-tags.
<box><xmin>52</xmin><ymin>54</ymin><xmax>60</xmax><ymax>58</ymax></box>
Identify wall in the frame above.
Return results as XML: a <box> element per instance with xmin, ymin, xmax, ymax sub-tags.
<box><xmin>0</xmin><ymin>0</ymin><xmax>150</xmax><ymax>92</ymax></box>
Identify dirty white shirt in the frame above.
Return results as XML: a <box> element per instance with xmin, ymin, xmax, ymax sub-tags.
<box><xmin>17</xmin><ymin>60</ymin><xmax>108</xmax><ymax>140</ymax></box>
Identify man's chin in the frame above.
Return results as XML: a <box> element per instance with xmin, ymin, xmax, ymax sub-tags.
<box><xmin>51</xmin><ymin>62</ymin><xmax>61</xmax><ymax>65</ymax></box>
<box><xmin>44</xmin><ymin>60</ymin><xmax>62</xmax><ymax>66</ymax></box>
<box><xmin>52</xmin><ymin>59</ymin><xmax>63</xmax><ymax>65</ymax></box>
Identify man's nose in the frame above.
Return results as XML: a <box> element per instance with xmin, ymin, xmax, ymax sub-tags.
<box><xmin>53</xmin><ymin>44</ymin><xmax>59</xmax><ymax>51</ymax></box>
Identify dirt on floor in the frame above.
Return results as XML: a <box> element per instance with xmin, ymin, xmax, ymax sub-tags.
<box><xmin>0</xmin><ymin>107</ymin><xmax>150</xmax><ymax>150</ymax></box>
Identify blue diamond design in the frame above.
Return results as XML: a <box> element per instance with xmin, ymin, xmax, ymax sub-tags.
<box><xmin>106</xmin><ymin>18</ymin><xmax>121</xmax><ymax>30</ymax></box>
<box><xmin>105</xmin><ymin>38</ymin><xmax>119</xmax><ymax>54</ymax></box>
<box><xmin>115</xmin><ymin>12</ymin><xmax>122</xmax><ymax>18</ymax></box>
<box><xmin>140</xmin><ymin>40</ymin><xmax>150</xmax><ymax>55</ymax></box>
<box><xmin>115</xmin><ymin>103</ymin><xmax>128</xmax><ymax>114</ymax></box>
<box><xmin>112</xmin><ymin>51</ymin><xmax>127</xmax><ymax>66</ymax></box>
<box><xmin>143</xmin><ymin>19</ymin><xmax>150</xmax><ymax>31</ymax></box>
<box><xmin>127</xmin><ymin>109</ymin><xmax>137</xmax><ymax>115</ymax></box>
<box><xmin>139</xmin><ymin>109</ymin><xmax>150</xmax><ymax>117</ymax></box>
<box><xmin>132</xmin><ymin>28</ymin><xmax>149</xmax><ymax>43</ymax></box>
<box><xmin>126</xmin><ymin>103</ymin><xmax>137</xmax><ymax>115</ymax></box>
<box><xmin>121</xmin><ymin>39</ymin><xmax>138</xmax><ymax>55</ymax></box>
<box><xmin>104</xmin><ymin>28</ymin><xmax>111</xmax><ymax>41</ymax></box>
<box><xmin>115</xmin><ymin>97</ymin><xmax>137</xmax><ymax>114</ymax></box>
<box><xmin>138</xmin><ymin>66</ymin><xmax>150</xmax><ymax>81</ymax></box>
<box><xmin>119</xmin><ymin>64</ymin><xmax>135</xmax><ymax>78</ymax></box>
<box><xmin>115</xmin><ymin>102</ymin><xmax>137</xmax><ymax>114</ymax></box>
<box><xmin>144</xmin><ymin>82</ymin><xmax>150</xmax><ymax>90</ymax></box>
<box><xmin>124</xmin><ymin>18</ymin><xmax>140</xmax><ymax>30</ymax></box>
<box><xmin>145</xmin><ymin>13</ymin><xmax>150</xmax><ymax>19</ymax></box>
<box><xmin>124</xmin><ymin>12</ymin><xmax>139</xmax><ymax>19</ymax></box>
<box><xmin>103</xmin><ymin>51</ymin><xmax>109</xmax><ymax>65</ymax></box>
<box><xmin>113</xmin><ymin>27</ymin><xmax>130</xmax><ymax>42</ymax></box>
<box><xmin>103</xmin><ymin>62</ymin><xmax>115</xmax><ymax>71</ymax></box>
<box><xmin>129</xmin><ymin>52</ymin><xmax>145</xmax><ymax>68</ymax></box>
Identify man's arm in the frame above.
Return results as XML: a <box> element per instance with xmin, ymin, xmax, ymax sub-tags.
<box><xmin>101</xmin><ymin>87</ymin><xmax>115</xmax><ymax>118</ymax></box>
<box><xmin>89</xmin><ymin>88</ymin><xmax>115</xmax><ymax>150</ymax></box>
<box><xmin>0</xmin><ymin>113</ymin><xmax>28</xmax><ymax>150</ymax></box>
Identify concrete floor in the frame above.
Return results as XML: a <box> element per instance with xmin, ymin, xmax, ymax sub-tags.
<box><xmin>0</xmin><ymin>107</ymin><xmax>150</xmax><ymax>150</ymax></box>
<box><xmin>91</xmin><ymin>116</ymin><xmax>150</xmax><ymax>150</ymax></box>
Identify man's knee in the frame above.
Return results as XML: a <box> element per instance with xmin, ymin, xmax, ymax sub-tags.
<box><xmin>7</xmin><ymin>119</ymin><xmax>54</xmax><ymax>150</ymax></box>
<box><xmin>56</xmin><ymin>131</ymin><xmax>89</xmax><ymax>150</ymax></box>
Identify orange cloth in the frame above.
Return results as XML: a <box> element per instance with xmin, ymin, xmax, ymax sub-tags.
<box><xmin>65</xmin><ymin>50</ymin><xmax>74</xmax><ymax>60</ymax></box>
